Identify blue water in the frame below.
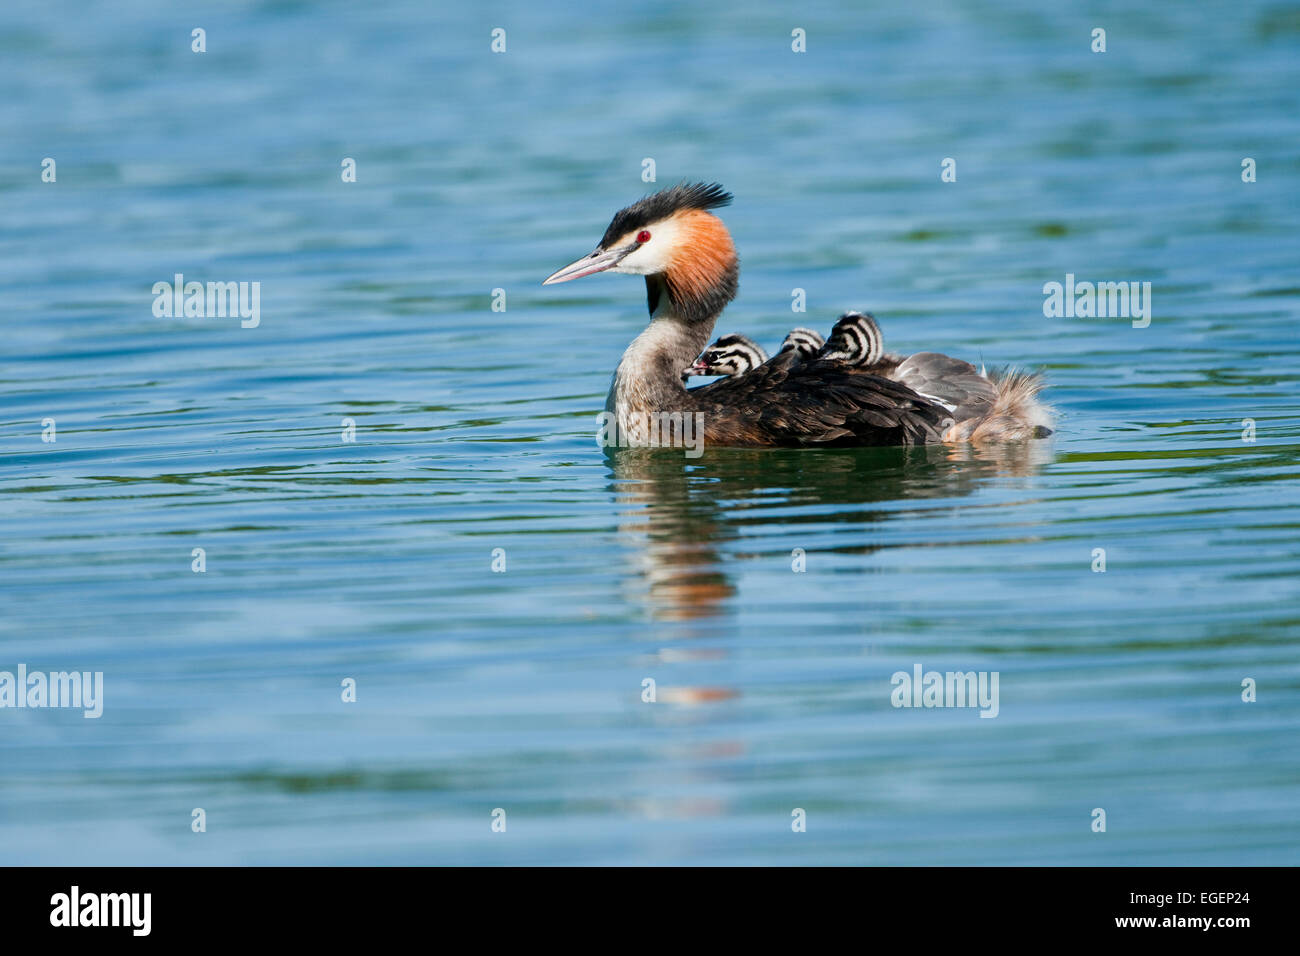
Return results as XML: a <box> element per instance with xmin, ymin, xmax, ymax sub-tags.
<box><xmin>2</xmin><ymin>0</ymin><xmax>1298</xmax><ymax>865</ymax></box>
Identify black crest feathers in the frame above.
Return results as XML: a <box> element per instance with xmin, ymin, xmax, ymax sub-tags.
<box><xmin>599</xmin><ymin>182</ymin><xmax>733</xmax><ymax>249</ymax></box>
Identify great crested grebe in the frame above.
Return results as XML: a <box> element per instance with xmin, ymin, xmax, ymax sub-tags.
<box><xmin>818</xmin><ymin>312</ymin><xmax>887</xmax><ymax>366</ymax></box>
<box><xmin>683</xmin><ymin>333</ymin><xmax>768</xmax><ymax>379</ymax></box>
<box><xmin>686</xmin><ymin>324</ymin><xmax>832</xmax><ymax>380</ymax></box>
<box><xmin>779</xmin><ymin>327</ymin><xmax>825</xmax><ymax>359</ymax></box>
<box><xmin>689</xmin><ymin>326</ymin><xmax>826</xmax><ymax>379</ymax></box>
<box><xmin>543</xmin><ymin>182</ymin><xmax>1051</xmax><ymax>447</ymax></box>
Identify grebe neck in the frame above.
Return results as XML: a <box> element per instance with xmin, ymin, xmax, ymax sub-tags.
<box><xmin>607</xmin><ymin>275</ymin><xmax>720</xmax><ymax>422</ymax></box>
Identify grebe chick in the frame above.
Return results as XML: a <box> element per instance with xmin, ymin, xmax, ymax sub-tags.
<box><xmin>817</xmin><ymin>312</ymin><xmax>885</xmax><ymax>366</ymax></box>
<box><xmin>779</xmin><ymin>327</ymin><xmax>825</xmax><ymax>359</ymax></box>
<box><xmin>542</xmin><ymin>182</ymin><xmax>1052</xmax><ymax>446</ymax></box>
<box><xmin>683</xmin><ymin>333</ymin><xmax>768</xmax><ymax>379</ymax></box>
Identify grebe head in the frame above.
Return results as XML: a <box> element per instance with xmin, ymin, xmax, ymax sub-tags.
<box><xmin>542</xmin><ymin>182</ymin><xmax>739</xmax><ymax>324</ymax></box>
<box><xmin>819</xmin><ymin>312</ymin><xmax>884</xmax><ymax>365</ymax></box>
<box><xmin>779</xmin><ymin>327</ymin><xmax>825</xmax><ymax>359</ymax></box>
<box><xmin>683</xmin><ymin>333</ymin><xmax>768</xmax><ymax>379</ymax></box>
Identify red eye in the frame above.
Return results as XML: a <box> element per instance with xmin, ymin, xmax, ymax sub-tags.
<box><xmin>636</xmin><ymin>230</ymin><xmax>651</xmax><ymax>243</ymax></box>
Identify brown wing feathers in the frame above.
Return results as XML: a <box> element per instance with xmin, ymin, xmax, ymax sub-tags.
<box><xmin>689</xmin><ymin>358</ymin><xmax>950</xmax><ymax>446</ymax></box>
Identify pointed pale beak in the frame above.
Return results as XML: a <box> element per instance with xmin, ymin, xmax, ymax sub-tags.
<box><xmin>683</xmin><ymin>361</ymin><xmax>710</xmax><ymax>377</ymax></box>
<box><xmin>542</xmin><ymin>244</ymin><xmax>636</xmax><ymax>285</ymax></box>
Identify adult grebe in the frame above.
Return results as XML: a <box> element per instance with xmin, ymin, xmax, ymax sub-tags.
<box><xmin>544</xmin><ymin>183</ymin><xmax>1051</xmax><ymax>446</ymax></box>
